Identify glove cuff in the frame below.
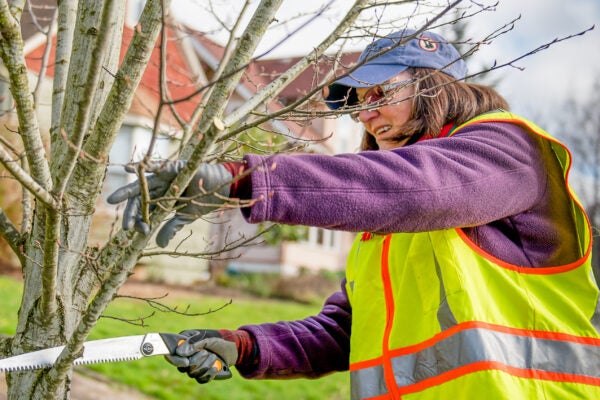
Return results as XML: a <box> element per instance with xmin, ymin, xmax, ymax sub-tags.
<box><xmin>222</xmin><ymin>162</ymin><xmax>252</xmax><ymax>200</ymax></box>
<box><xmin>219</xmin><ymin>329</ymin><xmax>258</xmax><ymax>366</ymax></box>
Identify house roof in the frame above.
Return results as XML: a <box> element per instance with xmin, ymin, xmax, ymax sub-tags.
<box><xmin>185</xmin><ymin>31</ymin><xmax>326</xmax><ymax>142</ymax></box>
<box><xmin>24</xmin><ymin>21</ymin><xmax>201</xmax><ymax>125</ymax></box>
<box><xmin>21</xmin><ymin>4</ymin><xmax>361</xmax><ymax>146</ymax></box>
<box><xmin>252</xmin><ymin>52</ymin><xmax>360</xmax><ymax>101</ymax></box>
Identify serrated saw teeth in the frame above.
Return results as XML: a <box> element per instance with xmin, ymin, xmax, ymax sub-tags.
<box><xmin>1</xmin><ymin>363</ymin><xmax>50</xmax><ymax>372</ymax></box>
<box><xmin>74</xmin><ymin>356</ymin><xmax>138</xmax><ymax>365</ymax></box>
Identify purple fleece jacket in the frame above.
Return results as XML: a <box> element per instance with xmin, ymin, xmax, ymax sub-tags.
<box><xmin>235</xmin><ymin>120</ymin><xmax>581</xmax><ymax>379</ymax></box>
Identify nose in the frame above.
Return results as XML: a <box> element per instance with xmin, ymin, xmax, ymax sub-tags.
<box><xmin>357</xmin><ymin>108</ymin><xmax>379</xmax><ymax>123</ymax></box>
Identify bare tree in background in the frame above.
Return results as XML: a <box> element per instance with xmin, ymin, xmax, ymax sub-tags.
<box><xmin>554</xmin><ymin>75</ymin><xmax>600</xmax><ymax>280</ymax></box>
<box><xmin>0</xmin><ymin>0</ymin><xmax>592</xmax><ymax>398</ymax></box>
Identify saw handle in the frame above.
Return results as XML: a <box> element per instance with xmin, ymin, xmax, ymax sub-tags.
<box><xmin>159</xmin><ymin>333</ymin><xmax>231</xmax><ymax>379</ymax></box>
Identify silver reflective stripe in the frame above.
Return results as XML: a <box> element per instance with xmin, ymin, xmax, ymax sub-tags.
<box><xmin>390</xmin><ymin>327</ymin><xmax>600</xmax><ymax>388</ymax></box>
<box><xmin>431</xmin><ymin>247</ymin><xmax>456</xmax><ymax>331</ymax></box>
<box><xmin>351</xmin><ymin>327</ymin><xmax>600</xmax><ymax>399</ymax></box>
<box><xmin>592</xmin><ymin>290</ymin><xmax>600</xmax><ymax>334</ymax></box>
<box><xmin>351</xmin><ymin>365</ymin><xmax>387</xmax><ymax>400</ymax></box>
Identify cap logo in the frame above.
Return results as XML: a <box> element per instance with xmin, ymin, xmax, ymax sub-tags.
<box><xmin>418</xmin><ymin>36</ymin><xmax>438</xmax><ymax>52</ymax></box>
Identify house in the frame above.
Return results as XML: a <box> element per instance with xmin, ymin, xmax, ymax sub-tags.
<box><xmin>13</xmin><ymin>1</ymin><xmax>364</xmax><ymax>283</ymax></box>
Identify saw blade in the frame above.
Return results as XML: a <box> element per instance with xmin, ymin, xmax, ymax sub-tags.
<box><xmin>0</xmin><ymin>334</ymin><xmax>170</xmax><ymax>372</ymax></box>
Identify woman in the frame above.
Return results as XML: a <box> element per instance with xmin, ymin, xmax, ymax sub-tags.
<box><xmin>108</xmin><ymin>29</ymin><xmax>600</xmax><ymax>399</ymax></box>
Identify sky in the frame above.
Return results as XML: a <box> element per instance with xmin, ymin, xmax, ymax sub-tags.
<box><xmin>172</xmin><ymin>0</ymin><xmax>600</xmax><ymax>119</ymax></box>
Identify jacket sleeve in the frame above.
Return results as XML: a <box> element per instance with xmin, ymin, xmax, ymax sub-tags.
<box><xmin>235</xmin><ymin>283</ymin><xmax>351</xmax><ymax>379</ymax></box>
<box><xmin>241</xmin><ymin>122</ymin><xmax>546</xmax><ymax>234</ymax></box>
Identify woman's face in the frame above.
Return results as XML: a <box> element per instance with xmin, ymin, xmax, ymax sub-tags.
<box><xmin>354</xmin><ymin>70</ymin><xmax>415</xmax><ymax>150</ymax></box>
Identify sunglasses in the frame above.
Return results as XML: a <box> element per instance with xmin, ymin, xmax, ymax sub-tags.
<box><xmin>350</xmin><ymin>78</ymin><xmax>416</xmax><ymax>122</ymax></box>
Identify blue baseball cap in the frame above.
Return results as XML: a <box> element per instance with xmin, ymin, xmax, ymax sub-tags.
<box><xmin>325</xmin><ymin>29</ymin><xmax>468</xmax><ymax>110</ymax></box>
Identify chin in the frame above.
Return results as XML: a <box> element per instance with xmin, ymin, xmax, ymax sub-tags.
<box><xmin>377</xmin><ymin>138</ymin><xmax>409</xmax><ymax>150</ymax></box>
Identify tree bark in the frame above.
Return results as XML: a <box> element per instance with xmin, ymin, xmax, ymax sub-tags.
<box><xmin>4</xmin><ymin>1</ymin><xmax>164</xmax><ymax>398</ymax></box>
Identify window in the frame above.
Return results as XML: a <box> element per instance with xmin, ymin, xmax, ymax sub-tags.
<box><xmin>306</xmin><ymin>227</ymin><xmax>340</xmax><ymax>250</ymax></box>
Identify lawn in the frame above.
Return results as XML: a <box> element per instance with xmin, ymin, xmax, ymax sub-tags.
<box><xmin>0</xmin><ymin>276</ymin><xmax>349</xmax><ymax>399</ymax></box>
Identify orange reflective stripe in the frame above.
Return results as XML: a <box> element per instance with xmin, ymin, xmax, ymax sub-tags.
<box><xmin>351</xmin><ymin>357</ymin><xmax>385</xmax><ymax>371</ymax></box>
<box><xmin>380</xmin><ymin>234</ymin><xmax>400</xmax><ymax>398</ymax></box>
<box><xmin>455</xmin><ymin>228</ymin><xmax>591</xmax><ymax>274</ymax></box>
<box><xmin>387</xmin><ymin>323</ymin><xmax>600</xmax><ymax>394</ymax></box>
<box><xmin>397</xmin><ymin>361</ymin><xmax>600</xmax><ymax>396</ymax></box>
<box><xmin>386</xmin><ymin>321</ymin><xmax>600</xmax><ymax>358</ymax></box>
<box><xmin>347</xmin><ymin>112</ymin><xmax>599</xmax><ymax>399</ymax></box>
<box><xmin>351</xmin><ymin>321</ymin><xmax>600</xmax><ymax>399</ymax></box>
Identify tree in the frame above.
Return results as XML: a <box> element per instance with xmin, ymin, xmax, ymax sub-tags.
<box><xmin>0</xmin><ymin>0</ymin><xmax>591</xmax><ymax>398</ymax></box>
<box><xmin>553</xmin><ymin>75</ymin><xmax>600</xmax><ymax>280</ymax></box>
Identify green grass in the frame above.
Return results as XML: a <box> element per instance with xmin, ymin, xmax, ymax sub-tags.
<box><xmin>0</xmin><ymin>276</ymin><xmax>349</xmax><ymax>399</ymax></box>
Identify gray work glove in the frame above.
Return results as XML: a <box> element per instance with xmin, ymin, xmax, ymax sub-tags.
<box><xmin>165</xmin><ymin>329</ymin><xmax>237</xmax><ymax>384</ymax></box>
<box><xmin>106</xmin><ymin>160</ymin><xmax>231</xmax><ymax>247</ymax></box>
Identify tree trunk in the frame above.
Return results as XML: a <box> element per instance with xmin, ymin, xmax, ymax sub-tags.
<box><xmin>4</xmin><ymin>1</ymin><xmax>151</xmax><ymax>398</ymax></box>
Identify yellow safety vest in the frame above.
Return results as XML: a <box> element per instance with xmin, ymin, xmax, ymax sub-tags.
<box><xmin>345</xmin><ymin>111</ymin><xmax>600</xmax><ymax>399</ymax></box>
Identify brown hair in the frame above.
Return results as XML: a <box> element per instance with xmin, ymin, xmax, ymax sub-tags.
<box><xmin>360</xmin><ymin>67</ymin><xmax>510</xmax><ymax>150</ymax></box>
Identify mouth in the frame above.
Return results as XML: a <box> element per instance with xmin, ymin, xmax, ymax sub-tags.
<box><xmin>374</xmin><ymin>125</ymin><xmax>392</xmax><ymax>136</ymax></box>
<box><xmin>373</xmin><ymin>125</ymin><xmax>392</xmax><ymax>137</ymax></box>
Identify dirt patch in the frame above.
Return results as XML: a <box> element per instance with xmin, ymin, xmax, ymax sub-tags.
<box><xmin>0</xmin><ymin>368</ymin><xmax>154</xmax><ymax>400</ymax></box>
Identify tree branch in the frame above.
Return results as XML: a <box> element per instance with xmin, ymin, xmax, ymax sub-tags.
<box><xmin>74</xmin><ymin>0</ymin><xmax>166</xmax><ymax>293</ymax></box>
<box><xmin>134</xmin><ymin>0</ymin><xmax>285</xmax><ymax>241</ymax></box>
<box><xmin>40</xmin><ymin>208</ymin><xmax>60</xmax><ymax>319</ymax></box>
<box><xmin>50</xmin><ymin>0</ymin><xmax>76</xmax><ymax>148</ymax></box>
<box><xmin>182</xmin><ymin>0</ymin><xmax>285</xmax><ymax>155</ymax></box>
<box><xmin>221</xmin><ymin>0</ymin><xmax>370</xmax><ymax>137</ymax></box>
<box><xmin>32</xmin><ymin>7</ymin><xmax>57</xmax><ymax>109</ymax></box>
<box><xmin>181</xmin><ymin>0</ymin><xmax>254</xmax><ymax>147</ymax></box>
<box><xmin>80</xmin><ymin>0</ymin><xmax>165</xmax><ymax>165</ymax></box>
<box><xmin>0</xmin><ymin>142</ymin><xmax>58</xmax><ymax>208</ymax></box>
<box><xmin>54</xmin><ymin>0</ymin><xmax>120</xmax><ymax>196</ymax></box>
<box><xmin>0</xmin><ymin>0</ymin><xmax>52</xmax><ymax>189</ymax></box>
<box><xmin>0</xmin><ymin>207</ymin><xmax>24</xmax><ymax>264</ymax></box>
<box><xmin>45</xmin><ymin>0</ymin><xmax>169</xmax><ymax>391</ymax></box>
<box><xmin>141</xmin><ymin>223</ymin><xmax>269</xmax><ymax>259</ymax></box>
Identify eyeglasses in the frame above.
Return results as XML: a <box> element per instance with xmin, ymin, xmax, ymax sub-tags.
<box><xmin>349</xmin><ymin>78</ymin><xmax>416</xmax><ymax>122</ymax></box>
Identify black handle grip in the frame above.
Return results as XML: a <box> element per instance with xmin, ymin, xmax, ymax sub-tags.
<box><xmin>159</xmin><ymin>332</ymin><xmax>232</xmax><ymax>380</ymax></box>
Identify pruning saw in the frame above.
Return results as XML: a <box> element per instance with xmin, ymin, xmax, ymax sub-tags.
<box><xmin>0</xmin><ymin>333</ymin><xmax>231</xmax><ymax>378</ymax></box>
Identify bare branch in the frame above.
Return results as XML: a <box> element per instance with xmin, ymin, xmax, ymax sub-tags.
<box><xmin>139</xmin><ymin>0</ymin><xmax>286</xmax><ymax>241</ymax></box>
<box><xmin>109</xmin><ymin>293</ymin><xmax>232</xmax><ymax>324</ymax></box>
<box><xmin>221</xmin><ymin>0</ymin><xmax>371</xmax><ymax>139</ymax></box>
<box><xmin>141</xmin><ymin>224</ymin><xmax>269</xmax><ymax>259</ymax></box>
<box><xmin>478</xmin><ymin>25</ymin><xmax>596</xmax><ymax>75</ymax></box>
<box><xmin>45</xmin><ymin>1</ymin><xmax>171</xmax><ymax>394</ymax></box>
<box><xmin>20</xmin><ymin>155</ymin><xmax>32</xmax><ymax>233</ymax></box>
<box><xmin>0</xmin><ymin>0</ymin><xmax>52</xmax><ymax>189</ymax></box>
<box><xmin>0</xmin><ymin>142</ymin><xmax>58</xmax><ymax>207</ymax></box>
<box><xmin>182</xmin><ymin>0</ymin><xmax>285</xmax><ymax>153</ymax></box>
<box><xmin>76</xmin><ymin>0</ymin><xmax>168</xmax><ymax>292</ymax></box>
<box><xmin>81</xmin><ymin>0</ymin><xmax>165</xmax><ymax>166</ymax></box>
<box><xmin>100</xmin><ymin>310</ymin><xmax>157</xmax><ymax>327</ymax></box>
<box><xmin>32</xmin><ymin>7</ymin><xmax>57</xmax><ymax>109</ymax></box>
<box><xmin>50</xmin><ymin>0</ymin><xmax>76</xmax><ymax>140</ymax></box>
<box><xmin>219</xmin><ymin>0</ymin><xmax>462</xmax><ymax>141</ymax></box>
<box><xmin>182</xmin><ymin>0</ymin><xmax>255</xmax><ymax>147</ymax></box>
<box><xmin>0</xmin><ymin>207</ymin><xmax>24</xmax><ymax>263</ymax></box>
<box><xmin>53</xmin><ymin>0</ymin><xmax>121</xmax><ymax>196</ymax></box>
